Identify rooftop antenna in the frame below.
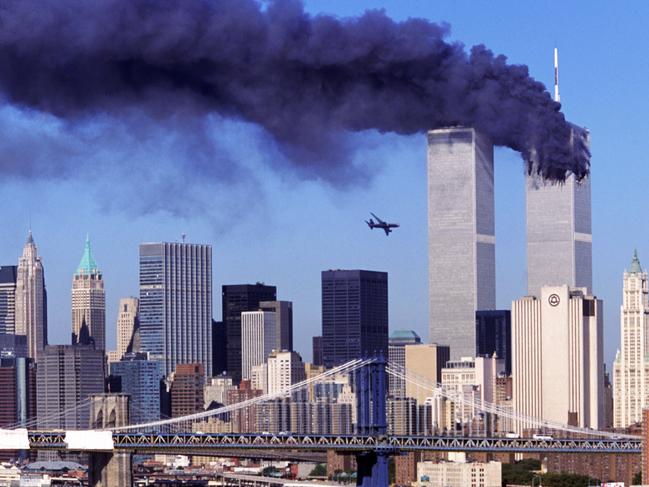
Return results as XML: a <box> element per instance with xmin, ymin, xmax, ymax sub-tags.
<box><xmin>181</xmin><ymin>233</ymin><xmax>186</xmax><ymax>243</ymax></box>
<box><xmin>554</xmin><ymin>47</ymin><xmax>560</xmax><ymax>103</ymax></box>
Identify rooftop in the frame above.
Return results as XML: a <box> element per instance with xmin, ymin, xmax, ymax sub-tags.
<box><xmin>77</xmin><ymin>235</ymin><xmax>99</xmax><ymax>275</ymax></box>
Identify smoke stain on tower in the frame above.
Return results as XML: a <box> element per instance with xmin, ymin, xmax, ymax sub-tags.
<box><xmin>0</xmin><ymin>0</ymin><xmax>588</xmax><ymax>186</ymax></box>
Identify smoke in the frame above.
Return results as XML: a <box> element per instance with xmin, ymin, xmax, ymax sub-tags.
<box><xmin>0</xmin><ymin>0</ymin><xmax>588</xmax><ymax>190</ymax></box>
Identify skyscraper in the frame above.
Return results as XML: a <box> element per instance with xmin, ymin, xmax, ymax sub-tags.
<box><xmin>475</xmin><ymin>310</ymin><xmax>512</xmax><ymax>375</ymax></box>
<box><xmin>222</xmin><ymin>284</ymin><xmax>276</xmax><ymax>383</ymax></box>
<box><xmin>512</xmin><ymin>286</ymin><xmax>603</xmax><ymax>430</ymax></box>
<box><xmin>388</xmin><ymin>330</ymin><xmax>421</xmax><ymax>397</ymax></box>
<box><xmin>0</xmin><ymin>266</ymin><xmax>17</xmax><ymax>334</ymax></box>
<box><xmin>211</xmin><ymin>320</ymin><xmax>226</xmax><ymax>376</ymax></box>
<box><xmin>321</xmin><ymin>269</ymin><xmax>388</xmax><ymax>368</ymax></box>
<box><xmin>404</xmin><ymin>343</ymin><xmax>449</xmax><ymax>404</ymax></box>
<box><xmin>110</xmin><ymin>353</ymin><xmax>161</xmax><ymax>424</ymax></box>
<box><xmin>71</xmin><ymin>236</ymin><xmax>106</xmax><ymax>350</ymax></box>
<box><xmin>170</xmin><ymin>363</ymin><xmax>205</xmax><ymax>418</ymax></box>
<box><xmin>259</xmin><ymin>300</ymin><xmax>293</xmax><ymax>352</ymax></box>
<box><xmin>116</xmin><ymin>297</ymin><xmax>139</xmax><ymax>359</ymax></box>
<box><xmin>613</xmin><ymin>251</ymin><xmax>649</xmax><ymax>428</ymax></box>
<box><xmin>427</xmin><ymin>127</ymin><xmax>495</xmax><ymax>359</ymax></box>
<box><xmin>241</xmin><ymin>311</ymin><xmax>277</xmax><ymax>380</ymax></box>
<box><xmin>15</xmin><ymin>232</ymin><xmax>47</xmax><ymax>360</ymax></box>
<box><xmin>139</xmin><ymin>242</ymin><xmax>213</xmax><ymax>376</ymax></box>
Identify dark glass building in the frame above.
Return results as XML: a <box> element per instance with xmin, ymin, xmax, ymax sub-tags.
<box><xmin>475</xmin><ymin>309</ymin><xmax>511</xmax><ymax>374</ymax></box>
<box><xmin>222</xmin><ymin>284</ymin><xmax>276</xmax><ymax>384</ymax></box>
<box><xmin>321</xmin><ymin>270</ymin><xmax>388</xmax><ymax>368</ymax></box>
<box><xmin>212</xmin><ymin>320</ymin><xmax>226</xmax><ymax>376</ymax></box>
<box><xmin>312</xmin><ymin>336</ymin><xmax>323</xmax><ymax>366</ymax></box>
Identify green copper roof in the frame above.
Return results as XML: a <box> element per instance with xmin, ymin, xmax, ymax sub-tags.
<box><xmin>77</xmin><ymin>235</ymin><xmax>99</xmax><ymax>274</ymax></box>
<box><xmin>630</xmin><ymin>249</ymin><xmax>642</xmax><ymax>274</ymax></box>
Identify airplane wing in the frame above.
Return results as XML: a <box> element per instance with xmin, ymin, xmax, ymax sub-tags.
<box><xmin>383</xmin><ymin>227</ymin><xmax>390</xmax><ymax>236</ymax></box>
<box><xmin>371</xmin><ymin>212</ymin><xmax>386</xmax><ymax>224</ymax></box>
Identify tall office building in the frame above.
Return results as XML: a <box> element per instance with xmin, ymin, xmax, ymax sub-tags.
<box><xmin>222</xmin><ymin>284</ymin><xmax>276</xmax><ymax>383</ymax></box>
<box><xmin>404</xmin><ymin>343</ymin><xmax>450</xmax><ymax>404</ymax></box>
<box><xmin>613</xmin><ymin>251</ymin><xmax>649</xmax><ymax>428</ymax></box>
<box><xmin>212</xmin><ymin>320</ymin><xmax>226</xmax><ymax>376</ymax></box>
<box><xmin>512</xmin><ymin>285</ymin><xmax>603</xmax><ymax>430</ymax></box>
<box><xmin>312</xmin><ymin>336</ymin><xmax>323</xmax><ymax>366</ymax></box>
<box><xmin>0</xmin><ymin>266</ymin><xmax>17</xmax><ymax>334</ymax></box>
<box><xmin>427</xmin><ymin>128</ymin><xmax>495</xmax><ymax>359</ymax></box>
<box><xmin>140</xmin><ymin>242</ymin><xmax>212</xmax><ymax>376</ymax></box>
<box><xmin>321</xmin><ymin>270</ymin><xmax>388</xmax><ymax>368</ymax></box>
<box><xmin>475</xmin><ymin>310</ymin><xmax>512</xmax><ymax>375</ymax></box>
<box><xmin>71</xmin><ymin>237</ymin><xmax>106</xmax><ymax>350</ymax></box>
<box><xmin>110</xmin><ymin>353</ymin><xmax>161</xmax><ymax>424</ymax></box>
<box><xmin>241</xmin><ymin>311</ymin><xmax>277</xmax><ymax>380</ymax></box>
<box><xmin>15</xmin><ymin>231</ymin><xmax>47</xmax><ymax>360</ymax></box>
<box><xmin>388</xmin><ymin>330</ymin><xmax>421</xmax><ymax>397</ymax></box>
<box><xmin>116</xmin><ymin>297</ymin><xmax>139</xmax><ymax>359</ymax></box>
<box><xmin>0</xmin><ymin>351</ymin><xmax>36</xmax><ymax>429</ymax></box>
<box><xmin>170</xmin><ymin>363</ymin><xmax>205</xmax><ymax>418</ymax></box>
<box><xmin>36</xmin><ymin>344</ymin><xmax>105</xmax><ymax>429</ymax></box>
<box><xmin>259</xmin><ymin>301</ymin><xmax>293</xmax><ymax>352</ymax></box>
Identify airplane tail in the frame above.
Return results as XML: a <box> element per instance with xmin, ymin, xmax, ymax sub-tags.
<box><xmin>366</xmin><ymin>219</ymin><xmax>374</xmax><ymax>227</ymax></box>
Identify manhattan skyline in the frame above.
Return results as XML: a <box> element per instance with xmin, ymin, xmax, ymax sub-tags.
<box><xmin>1</xmin><ymin>0</ymin><xmax>647</xmax><ymax>369</ymax></box>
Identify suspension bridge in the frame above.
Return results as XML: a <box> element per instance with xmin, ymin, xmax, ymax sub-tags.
<box><xmin>0</xmin><ymin>357</ymin><xmax>642</xmax><ymax>487</ymax></box>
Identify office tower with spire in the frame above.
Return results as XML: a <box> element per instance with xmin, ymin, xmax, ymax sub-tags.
<box><xmin>71</xmin><ymin>236</ymin><xmax>106</xmax><ymax>350</ymax></box>
<box><xmin>427</xmin><ymin>127</ymin><xmax>495</xmax><ymax>359</ymax></box>
<box><xmin>0</xmin><ymin>266</ymin><xmax>17</xmax><ymax>334</ymax></box>
<box><xmin>526</xmin><ymin>48</ymin><xmax>592</xmax><ymax>297</ymax></box>
<box><xmin>15</xmin><ymin>232</ymin><xmax>47</xmax><ymax>360</ymax></box>
<box><xmin>613</xmin><ymin>251</ymin><xmax>649</xmax><ymax>428</ymax></box>
<box><xmin>140</xmin><ymin>242</ymin><xmax>212</xmax><ymax>377</ymax></box>
<box><xmin>116</xmin><ymin>297</ymin><xmax>139</xmax><ymax>359</ymax></box>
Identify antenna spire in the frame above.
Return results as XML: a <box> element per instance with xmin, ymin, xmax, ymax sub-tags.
<box><xmin>554</xmin><ymin>47</ymin><xmax>560</xmax><ymax>103</ymax></box>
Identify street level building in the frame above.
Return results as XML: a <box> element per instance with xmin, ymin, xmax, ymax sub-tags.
<box><xmin>428</xmin><ymin>127</ymin><xmax>495</xmax><ymax>359</ymax></box>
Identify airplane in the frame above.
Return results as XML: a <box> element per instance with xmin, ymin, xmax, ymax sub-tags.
<box><xmin>365</xmin><ymin>212</ymin><xmax>399</xmax><ymax>236</ymax></box>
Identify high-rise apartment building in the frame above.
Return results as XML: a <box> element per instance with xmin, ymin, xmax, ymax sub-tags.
<box><xmin>427</xmin><ymin>127</ymin><xmax>495</xmax><ymax>359</ymax></box>
<box><xmin>0</xmin><ymin>266</ymin><xmax>17</xmax><ymax>334</ymax></box>
<box><xmin>241</xmin><ymin>311</ymin><xmax>277</xmax><ymax>380</ymax></box>
<box><xmin>116</xmin><ymin>297</ymin><xmax>139</xmax><ymax>359</ymax></box>
<box><xmin>110</xmin><ymin>353</ymin><xmax>161</xmax><ymax>424</ymax></box>
<box><xmin>321</xmin><ymin>270</ymin><xmax>388</xmax><ymax>368</ymax></box>
<box><xmin>170</xmin><ymin>363</ymin><xmax>205</xmax><ymax>418</ymax></box>
<box><xmin>222</xmin><ymin>284</ymin><xmax>276</xmax><ymax>384</ymax></box>
<box><xmin>71</xmin><ymin>237</ymin><xmax>105</xmax><ymax>350</ymax></box>
<box><xmin>388</xmin><ymin>330</ymin><xmax>421</xmax><ymax>397</ymax></box>
<box><xmin>404</xmin><ymin>343</ymin><xmax>450</xmax><ymax>404</ymax></box>
<box><xmin>476</xmin><ymin>310</ymin><xmax>512</xmax><ymax>374</ymax></box>
<box><xmin>512</xmin><ymin>285</ymin><xmax>603</xmax><ymax>430</ymax></box>
<box><xmin>526</xmin><ymin>128</ymin><xmax>592</xmax><ymax>297</ymax></box>
<box><xmin>36</xmin><ymin>344</ymin><xmax>105</xmax><ymax>429</ymax></box>
<box><xmin>15</xmin><ymin>232</ymin><xmax>47</xmax><ymax>360</ymax></box>
<box><xmin>139</xmin><ymin>242</ymin><xmax>212</xmax><ymax>377</ymax></box>
<box><xmin>259</xmin><ymin>301</ymin><xmax>293</xmax><ymax>352</ymax></box>
<box><xmin>267</xmin><ymin>350</ymin><xmax>305</xmax><ymax>395</ymax></box>
<box><xmin>613</xmin><ymin>251</ymin><xmax>649</xmax><ymax>428</ymax></box>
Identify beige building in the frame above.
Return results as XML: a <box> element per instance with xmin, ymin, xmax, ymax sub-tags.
<box><xmin>414</xmin><ymin>460</ymin><xmax>501</xmax><ymax>487</ymax></box>
<box><xmin>404</xmin><ymin>343</ymin><xmax>450</xmax><ymax>404</ymax></box>
<box><xmin>116</xmin><ymin>297</ymin><xmax>139</xmax><ymax>358</ymax></box>
<box><xmin>512</xmin><ymin>285</ymin><xmax>603</xmax><ymax>430</ymax></box>
<box><xmin>71</xmin><ymin>236</ymin><xmax>105</xmax><ymax>350</ymax></box>
<box><xmin>267</xmin><ymin>350</ymin><xmax>305</xmax><ymax>395</ymax></box>
<box><xmin>204</xmin><ymin>375</ymin><xmax>235</xmax><ymax>409</ymax></box>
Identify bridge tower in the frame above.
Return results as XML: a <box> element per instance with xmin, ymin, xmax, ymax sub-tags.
<box><xmin>87</xmin><ymin>394</ymin><xmax>132</xmax><ymax>487</ymax></box>
<box><xmin>355</xmin><ymin>356</ymin><xmax>390</xmax><ymax>487</ymax></box>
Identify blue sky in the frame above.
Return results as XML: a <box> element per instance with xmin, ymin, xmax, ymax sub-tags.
<box><xmin>0</xmin><ymin>0</ymin><xmax>646</xmax><ymax>368</ymax></box>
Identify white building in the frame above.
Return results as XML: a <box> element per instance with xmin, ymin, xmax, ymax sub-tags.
<box><xmin>204</xmin><ymin>375</ymin><xmax>235</xmax><ymax>409</ymax></box>
<box><xmin>613</xmin><ymin>251</ymin><xmax>649</xmax><ymax>427</ymax></box>
<box><xmin>241</xmin><ymin>311</ymin><xmax>277</xmax><ymax>380</ymax></box>
<box><xmin>512</xmin><ymin>285</ymin><xmax>603</xmax><ymax>430</ymax></box>
<box><xmin>15</xmin><ymin>231</ymin><xmax>47</xmax><ymax>360</ymax></box>
<box><xmin>414</xmin><ymin>460</ymin><xmax>501</xmax><ymax>487</ymax></box>
<box><xmin>116</xmin><ymin>297</ymin><xmax>139</xmax><ymax>358</ymax></box>
<box><xmin>267</xmin><ymin>350</ymin><xmax>305</xmax><ymax>395</ymax></box>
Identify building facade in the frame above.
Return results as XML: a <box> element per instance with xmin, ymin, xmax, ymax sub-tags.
<box><xmin>36</xmin><ymin>344</ymin><xmax>105</xmax><ymax>429</ymax></box>
<box><xmin>222</xmin><ymin>284</ymin><xmax>276</xmax><ymax>384</ymax></box>
<box><xmin>613</xmin><ymin>251</ymin><xmax>649</xmax><ymax>427</ymax></box>
<box><xmin>110</xmin><ymin>353</ymin><xmax>161</xmax><ymax>424</ymax></box>
<box><xmin>241</xmin><ymin>311</ymin><xmax>277</xmax><ymax>380</ymax></box>
<box><xmin>414</xmin><ymin>460</ymin><xmax>502</xmax><ymax>487</ymax></box>
<box><xmin>170</xmin><ymin>363</ymin><xmax>205</xmax><ymax>418</ymax></box>
<box><xmin>267</xmin><ymin>350</ymin><xmax>305</xmax><ymax>396</ymax></box>
<box><xmin>139</xmin><ymin>242</ymin><xmax>212</xmax><ymax>376</ymax></box>
<box><xmin>116</xmin><ymin>297</ymin><xmax>139</xmax><ymax>359</ymax></box>
<box><xmin>404</xmin><ymin>344</ymin><xmax>450</xmax><ymax>404</ymax></box>
<box><xmin>0</xmin><ymin>266</ymin><xmax>17</xmax><ymax>335</ymax></box>
<box><xmin>428</xmin><ymin>127</ymin><xmax>495</xmax><ymax>359</ymax></box>
<box><xmin>71</xmin><ymin>237</ymin><xmax>105</xmax><ymax>350</ymax></box>
<box><xmin>475</xmin><ymin>310</ymin><xmax>511</xmax><ymax>374</ymax></box>
<box><xmin>15</xmin><ymin>232</ymin><xmax>47</xmax><ymax>360</ymax></box>
<box><xmin>388</xmin><ymin>330</ymin><xmax>421</xmax><ymax>397</ymax></box>
<box><xmin>512</xmin><ymin>285</ymin><xmax>603</xmax><ymax>430</ymax></box>
<box><xmin>259</xmin><ymin>301</ymin><xmax>293</xmax><ymax>352</ymax></box>
<box><xmin>321</xmin><ymin>270</ymin><xmax>388</xmax><ymax>368</ymax></box>
<box><xmin>526</xmin><ymin>127</ymin><xmax>592</xmax><ymax>297</ymax></box>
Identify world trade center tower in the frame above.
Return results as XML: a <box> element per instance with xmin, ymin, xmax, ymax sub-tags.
<box><xmin>428</xmin><ymin>127</ymin><xmax>495</xmax><ymax>359</ymax></box>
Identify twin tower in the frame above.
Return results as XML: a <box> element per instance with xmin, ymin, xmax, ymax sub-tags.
<box><xmin>427</xmin><ymin>127</ymin><xmax>592</xmax><ymax>359</ymax></box>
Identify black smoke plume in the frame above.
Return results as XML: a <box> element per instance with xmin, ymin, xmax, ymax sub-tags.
<box><xmin>0</xmin><ymin>0</ymin><xmax>589</xmax><ymax>182</ymax></box>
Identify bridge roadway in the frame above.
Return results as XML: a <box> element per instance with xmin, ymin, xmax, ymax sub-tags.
<box><xmin>28</xmin><ymin>432</ymin><xmax>642</xmax><ymax>454</ymax></box>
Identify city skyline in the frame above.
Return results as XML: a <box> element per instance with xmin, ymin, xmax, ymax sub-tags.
<box><xmin>1</xmin><ymin>1</ymin><xmax>647</xmax><ymax>370</ymax></box>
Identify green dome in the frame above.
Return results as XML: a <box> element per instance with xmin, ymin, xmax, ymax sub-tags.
<box><xmin>77</xmin><ymin>235</ymin><xmax>99</xmax><ymax>274</ymax></box>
